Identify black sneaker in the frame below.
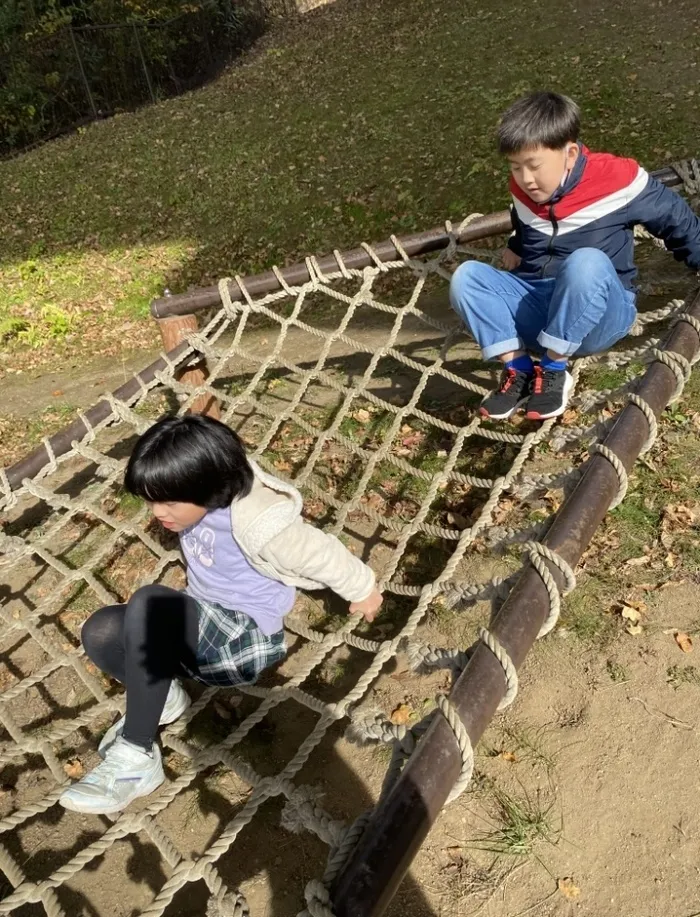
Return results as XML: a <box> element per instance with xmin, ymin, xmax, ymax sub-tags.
<box><xmin>479</xmin><ymin>367</ymin><xmax>533</xmax><ymax>420</ymax></box>
<box><xmin>525</xmin><ymin>366</ymin><xmax>574</xmax><ymax>420</ymax></box>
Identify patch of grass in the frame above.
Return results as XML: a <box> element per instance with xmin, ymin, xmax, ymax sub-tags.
<box><xmin>26</xmin><ymin>401</ymin><xmax>76</xmax><ymax>438</ymax></box>
<box><xmin>0</xmin><ymin>315</ymin><xmax>29</xmax><ymax>342</ymax></box>
<box><xmin>0</xmin><ymin>402</ymin><xmax>82</xmax><ymax>467</ymax></box>
<box><xmin>581</xmin><ymin>364</ymin><xmax>631</xmax><ymax>393</ymax></box>
<box><xmin>0</xmin><ymin>0</ymin><xmax>697</xmax><ymax>382</ymax></box>
<box><xmin>561</xmin><ymin>579</ymin><xmax>617</xmax><ymax>646</ymax></box>
<box><xmin>318</xmin><ymin>657</ymin><xmax>352</xmax><ymax>685</ymax></box>
<box><xmin>117</xmin><ymin>490</ymin><xmax>144</xmax><ymax>515</ymax></box>
<box><xmin>63</xmin><ymin>538</ymin><xmax>102</xmax><ymax>570</ymax></box>
<box><xmin>608</xmin><ymin>479</ymin><xmax>661</xmax><ymax>559</ymax></box>
<box><xmin>470</xmin><ymin>786</ymin><xmax>559</xmax><ymax>858</ymax></box>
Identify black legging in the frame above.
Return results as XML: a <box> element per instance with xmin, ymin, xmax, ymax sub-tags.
<box><xmin>81</xmin><ymin>585</ymin><xmax>200</xmax><ymax>751</ymax></box>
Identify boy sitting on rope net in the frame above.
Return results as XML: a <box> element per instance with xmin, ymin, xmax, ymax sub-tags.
<box><xmin>450</xmin><ymin>90</ymin><xmax>700</xmax><ymax>421</ymax></box>
<box><xmin>59</xmin><ymin>414</ymin><xmax>383</xmax><ymax>815</ymax></box>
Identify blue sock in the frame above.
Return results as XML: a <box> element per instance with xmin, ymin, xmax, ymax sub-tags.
<box><xmin>540</xmin><ymin>354</ymin><xmax>568</xmax><ymax>372</ymax></box>
<box><xmin>505</xmin><ymin>354</ymin><xmax>534</xmax><ymax>374</ymax></box>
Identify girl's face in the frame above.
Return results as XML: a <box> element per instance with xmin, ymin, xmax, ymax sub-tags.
<box><xmin>149</xmin><ymin>501</ymin><xmax>207</xmax><ymax>533</ymax></box>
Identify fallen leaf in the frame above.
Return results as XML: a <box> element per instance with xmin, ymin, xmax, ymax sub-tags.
<box><xmin>352</xmin><ymin>408</ymin><xmax>371</xmax><ymax>423</ymax></box>
<box><xmin>273</xmin><ymin>458</ymin><xmax>292</xmax><ymax>472</ymax></box>
<box><xmin>660</xmin><ymin>531</ymin><xmax>675</xmax><ymax>549</ymax></box>
<box><xmin>674</xmin><ymin>631</ymin><xmax>693</xmax><ymax>653</ymax></box>
<box><xmin>499</xmin><ymin>751</ymin><xmax>518</xmax><ymax>763</ymax></box>
<box><xmin>390</xmin><ymin>703</ymin><xmax>413</xmax><ymax>725</ymax></box>
<box><xmin>401</xmin><ymin>431</ymin><xmax>424</xmax><ymax>448</ymax></box>
<box><xmin>621</xmin><ymin>605</ymin><xmax>641</xmax><ymax>624</ymax></box>
<box><xmin>544</xmin><ymin>489</ymin><xmax>562</xmax><ymax>512</ymax></box>
<box><xmin>558</xmin><ymin>877</ymin><xmax>581</xmax><ymax>899</ymax></box>
<box><xmin>214</xmin><ymin>701</ymin><xmax>232</xmax><ymax>720</ymax></box>
<box><xmin>625</xmin><ymin>555</ymin><xmax>650</xmax><ymax>567</ymax></box>
<box><xmin>445</xmin><ymin>845</ymin><xmax>463</xmax><ymax>863</ymax></box>
<box><xmin>64</xmin><ymin>758</ymin><xmax>84</xmax><ymax>779</ymax></box>
<box><xmin>52</xmin><ymin>389</ymin><xmax>64</xmax><ymax>397</ymax></box>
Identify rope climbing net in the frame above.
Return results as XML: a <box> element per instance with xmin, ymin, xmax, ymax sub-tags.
<box><xmin>0</xmin><ymin>205</ymin><xmax>697</xmax><ymax>916</ymax></box>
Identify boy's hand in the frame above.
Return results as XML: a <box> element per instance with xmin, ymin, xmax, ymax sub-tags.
<box><xmin>502</xmin><ymin>248</ymin><xmax>522</xmax><ymax>271</ymax></box>
<box><xmin>349</xmin><ymin>588</ymin><xmax>383</xmax><ymax>623</ymax></box>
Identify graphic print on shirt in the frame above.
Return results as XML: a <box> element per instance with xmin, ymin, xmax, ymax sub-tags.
<box><xmin>181</xmin><ymin>526</ymin><xmax>215</xmax><ymax>568</ymax></box>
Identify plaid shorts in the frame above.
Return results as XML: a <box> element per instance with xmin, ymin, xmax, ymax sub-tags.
<box><xmin>182</xmin><ymin>598</ymin><xmax>287</xmax><ymax>688</ymax></box>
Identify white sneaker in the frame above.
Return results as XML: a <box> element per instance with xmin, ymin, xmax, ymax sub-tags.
<box><xmin>59</xmin><ymin>737</ymin><xmax>164</xmax><ymax>815</ymax></box>
<box><xmin>98</xmin><ymin>679</ymin><xmax>190</xmax><ymax>758</ymax></box>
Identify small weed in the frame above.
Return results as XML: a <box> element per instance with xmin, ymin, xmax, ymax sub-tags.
<box><xmin>470</xmin><ymin>786</ymin><xmax>559</xmax><ymax>858</ymax></box>
<box><xmin>427</xmin><ymin>597</ymin><xmax>459</xmax><ymax>628</ymax></box>
<box><xmin>319</xmin><ymin>658</ymin><xmax>349</xmax><ymax>685</ymax></box>
<box><xmin>17</xmin><ymin>306</ymin><xmax>76</xmax><ymax>348</ymax></box>
<box><xmin>501</xmin><ymin>722</ymin><xmax>557</xmax><ymax>771</ymax></box>
<box><xmin>606</xmin><ymin>660</ymin><xmax>629</xmax><ymax>683</ymax></box>
<box><xmin>0</xmin><ymin>316</ymin><xmax>29</xmax><ymax>342</ymax></box>
<box><xmin>667</xmin><ymin>665</ymin><xmax>700</xmax><ymax>689</ymax></box>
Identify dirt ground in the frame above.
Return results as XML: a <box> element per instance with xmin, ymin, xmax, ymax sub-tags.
<box><xmin>3</xmin><ymin>265</ymin><xmax>700</xmax><ymax>917</ymax></box>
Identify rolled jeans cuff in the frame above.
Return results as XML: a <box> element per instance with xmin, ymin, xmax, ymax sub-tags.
<box><xmin>537</xmin><ymin>330</ymin><xmax>580</xmax><ymax>357</ymax></box>
<box><xmin>481</xmin><ymin>336</ymin><xmax>525</xmax><ymax>361</ymax></box>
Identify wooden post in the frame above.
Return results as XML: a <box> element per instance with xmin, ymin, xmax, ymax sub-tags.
<box><xmin>156</xmin><ymin>314</ymin><xmax>221</xmax><ymax>418</ymax></box>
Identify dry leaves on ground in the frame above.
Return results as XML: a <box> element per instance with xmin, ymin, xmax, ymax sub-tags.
<box><xmin>674</xmin><ymin>631</ymin><xmax>693</xmax><ymax>653</ymax></box>
<box><xmin>390</xmin><ymin>702</ymin><xmax>413</xmax><ymax>725</ymax></box>
<box><xmin>63</xmin><ymin>758</ymin><xmax>85</xmax><ymax>779</ymax></box>
<box><xmin>558</xmin><ymin>877</ymin><xmax>581</xmax><ymax>899</ymax></box>
<box><xmin>614</xmin><ymin>597</ymin><xmax>647</xmax><ymax>635</ymax></box>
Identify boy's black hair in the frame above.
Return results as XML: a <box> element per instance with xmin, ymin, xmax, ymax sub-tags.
<box><xmin>497</xmin><ymin>91</ymin><xmax>580</xmax><ymax>154</ymax></box>
<box><xmin>124</xmin><ymin>414</ymin><xmax>254</xmax><ymax>508</ymax></box>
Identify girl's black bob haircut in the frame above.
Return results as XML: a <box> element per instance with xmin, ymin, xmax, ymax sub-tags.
<box><xmin>124</xmin><ymin>414</ymin><xmax>253</xmax><ymax>509</ymax></box>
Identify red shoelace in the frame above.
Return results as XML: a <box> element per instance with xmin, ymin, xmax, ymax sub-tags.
<box><xmin>531</xmin><ymin>365</ymin><xmax>544</xmax><ymax>394</ymax></box>
<box><xmin>499</xmin><ymin>368</ymin><xmax>517</xmax><ymax>392</ymax></box>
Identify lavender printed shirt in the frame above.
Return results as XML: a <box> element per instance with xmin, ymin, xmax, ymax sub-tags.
<box><xmin>180</xmin><ymin>506</ymin><xmax>295</xmax><ymax>636</ymax></box>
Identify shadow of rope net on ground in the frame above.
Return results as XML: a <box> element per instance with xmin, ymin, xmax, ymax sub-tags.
<box><xmin>0</xmin><ymin>213</ymin><xmax>697</xmax><ymax>915</ymax></box>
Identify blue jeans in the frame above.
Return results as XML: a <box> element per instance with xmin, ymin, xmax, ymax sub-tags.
<box><xmin>449</xmin><ymin>248</ymin><xmax>637</xmax><ymax>360</ymax></box>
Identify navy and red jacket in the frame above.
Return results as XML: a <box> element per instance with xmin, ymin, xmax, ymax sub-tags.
<box><xmin>508</xmin><ymin>145</ymin><xmax>700</xmax><ymax>290</ymax></box>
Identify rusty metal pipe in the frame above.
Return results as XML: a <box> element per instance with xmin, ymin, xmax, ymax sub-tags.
<box><xmin>2</xmin><ymin>342</ymin><xmax>192</xmax><ymax>493</ymax></box>
<box><xmin>330</xmin><ymin>290</ymin><xmax>700</xmax><ymax>917</ymax></box>
<box><xmin>150</xmin><ymin>166</ymin><xmax>683</xmax><ymax>319</ymax></box>
<box><xmin>1</xmin><ymin>165</ymin><xmax>686</xmax><ymax>495</ymax></box>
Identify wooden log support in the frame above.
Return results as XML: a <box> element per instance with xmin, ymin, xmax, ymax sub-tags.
<box><xmin>156</xmin><ymin>314</ymin><xmax>221</xmax><ymax>418</ymax></box>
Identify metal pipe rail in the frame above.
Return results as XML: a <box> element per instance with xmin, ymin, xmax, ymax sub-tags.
<box><xmin>330</xmin><ymin>288</ymin><xmax>700</xmax><ymax>916</ymax></box>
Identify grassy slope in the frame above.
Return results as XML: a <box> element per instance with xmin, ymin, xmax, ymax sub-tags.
<box><xmin>1</xmin><ymin>0</ymin><xmax>699</xmax><ymax>374</ymax></box>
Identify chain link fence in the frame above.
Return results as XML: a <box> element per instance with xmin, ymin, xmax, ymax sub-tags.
<box><xmin>0</xmin><ymin>1</ymin><xmax>298</xmax><ymax>156</ymax></box>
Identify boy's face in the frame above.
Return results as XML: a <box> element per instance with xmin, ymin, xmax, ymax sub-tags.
<box><xmin>150</xmin><ymin>501</ymin><xmax>207</xmax><ymax>532</ymax></box>
<box><xmin>507</xmin><ymin>144</ymin><xmax>579</xmax><ymax>203</ymax></box>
